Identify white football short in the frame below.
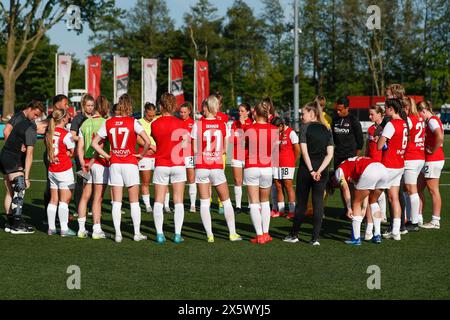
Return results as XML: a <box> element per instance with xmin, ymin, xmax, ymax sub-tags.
<box><xmin>423</xmin><ymin>160</ymin><xmax>445</xmax><ymax>179</ymax></box>
<box><xmin>380</xmin><ymin>167</ymin><xmax>404</xmax><ymax>189</ymax></box>
<box><xmin>354</xmin><ymin>163</ymin><xmax>388</xmax><ymax>190</ymax></box>
<box><xmin>153</xmin><ymin>166</ymin><xmax>187</xmax><ymax>185</ymax></box>
<box><xmin>185</xmin><ymin>156</ymin><xmax>195</xmax><ymax>169</ymax></box>
<box><xmin>244</xmin><ymin>167</ymin><xmax>273</xmax><ymax>189</ymax></box>
<box><xmin>108</xmin><ymin>163</ymin><xmax>140</xmax><ymax>187</ymax></box>
<box><xmin>195</xmin><ymin>169</ymin><xmax>227</xmax><ymax>186</ymax></box>
<box><xmin>273</xmin><ymin>167</ymin><xmax>295</xmax><ymax>180</ymax></box>
<box><xmin>403</xmin><ymin>160</ymin><xmax>425</xmax><ymax>185</ymax></box>
<box><xmin>138</xmin><ymin>157</ymin><xmax>155</xmax><ymax>171</ymax></box>
<box><xmin>49</xmin><ymin>168</ymin><xmax>75</xmax><ymax>190</ymax></box>
<box><xmin>231</xmin><ymin>159</ymin><xmax>245</xmax><ymax>168</ymax></box>
<box><xmin>87</xmin><ymin>163</ymin><xmax>109</xmax><ymax>185</ymax></box>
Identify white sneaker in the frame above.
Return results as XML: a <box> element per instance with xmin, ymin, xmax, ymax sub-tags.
<box><xmin>310</xmin><ymin>241</ymin><xmax>320</xmax><ymax>246</ymax></box>
<box><xmin>164</xmin><ymin>207</ymin><xmax>171</xmax><ymax>213</ymax></box>
<box><xmin>364</xmin><ymin>233</ymin><xmax>373</xmax><ymax>241</ymax></box>
<box><xmin>133</xmin><ymin>233</ymin><xmax>148</xmax><ymax>242</ymax></box>
<box><xmin>92</xmin><ymin>230</ymin><xmax>106</xmax><ymax>240</ymax></box>
<box><xmin>421</xmin><ymin>221</ymin><xmax>440</xmax><ymax>229</ymax></box>
<box><xmin>190</xmin><ymin>205</ymin><xmax>196</xmax><ymax>213</ymax></box>
<box><xmin>115</xmin><ymin>234</ymin><xmax>123</xmax><ymax>243</ymax></box>
<box><xmin>146</xmin><ymin>206</ymin><xmax>153</xmax><ymax>213</ymax></box>
<box><xmin>383</xmin><ymin>232</ymin><xmax>401</xmax><ymax>241</ymax></box>
<box><xmin>77</xmin><ymin>230</ymin><xmax>89</xmax><ymax>239</ymax></box>
<box><xmin>88</xmin><ymin>211</ymin><xmax>93</xmax><ymax>216</ymax></box>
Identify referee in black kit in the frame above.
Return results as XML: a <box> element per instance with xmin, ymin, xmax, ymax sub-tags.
<box><xmin>0</xmin><ymin>101</ymin><xmax>46</xmax><ymax>234</ymax></box>
<box><xmin>283</xmin><ymin>101</ymin><xmax>334</xmax><ymax>245</ymax></box>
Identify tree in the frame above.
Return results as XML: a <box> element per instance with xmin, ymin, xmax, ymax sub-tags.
<box><xmin>0</xmin><ymin>0</ymin><xmax>116</xmax><ymax>115</ymax></box>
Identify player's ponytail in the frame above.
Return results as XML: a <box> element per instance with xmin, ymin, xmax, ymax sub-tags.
<box><xmin>45</xmin><ymin>109</ymin><xmax>66</xmax><ymax>163</ymax></box>
<box><xmin>95</xmin><ymin>95</ymin><xmax>111</xmax><ymax>118</ymax></box>
<box><xmin>254</xmin><ymin>100</ymin><xmax>270</xmax><ymax>122</ymax></box>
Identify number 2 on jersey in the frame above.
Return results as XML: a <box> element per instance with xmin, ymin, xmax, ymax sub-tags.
<box><xmin>109</xmin><ymin>127</ymin><xmax>130</xmax><ymax>149</ymax></box>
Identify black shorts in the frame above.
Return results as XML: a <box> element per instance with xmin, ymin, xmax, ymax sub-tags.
<box><xmin>0</xmin><ymin>150</ymin><xmax>24</xmax><ymax>175</ymax></box>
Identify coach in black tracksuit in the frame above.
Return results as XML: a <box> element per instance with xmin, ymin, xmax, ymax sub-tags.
<box><xmin>332</xmin><ymin>97</ymin><xmax>364</xmax><ymax>169</ymax></box>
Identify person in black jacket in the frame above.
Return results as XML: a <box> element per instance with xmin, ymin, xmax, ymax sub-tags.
<box><xmin>332</xmin><ymin>97</ymin><xmax>364</xmax><ymax>169</ymax></box>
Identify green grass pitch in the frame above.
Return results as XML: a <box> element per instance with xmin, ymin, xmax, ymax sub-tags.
<box><xmin>0</xmin><ymin>137</ymin><xmax>449</xmax><ymax>300</ymax></box>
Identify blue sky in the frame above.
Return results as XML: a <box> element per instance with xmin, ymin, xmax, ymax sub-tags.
<box><xmin>48</xmin><ymin>0</ymin><xmax>292</xmax><ymax>61</ymax></box>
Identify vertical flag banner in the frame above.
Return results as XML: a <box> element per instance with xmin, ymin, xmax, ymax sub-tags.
<box><xmin>114</xmin><ymin>56</ymin><xmax>129</xmax><ymax>103</ymax></box>
<box><xmin>86</xmin><ymin>56</ymin><xmax>102</xmax><ymax>99</ymax></box>
<box><xmin>169</xmin><ymin>58</ymin><xmax>185</xmax><ymax>107</ymax></box>
<box><xmin>196</xmin><ymin>60</ymin><xmax>210</xmax><ymax>114</ymax></box>
<box><xmin>142</xmin><ymin>58</ymin><xmax>158</xmax><ymax>106</ymax></box>
<box><xmin>56</xmin><ymin>55</ymin><xmax>72</xmax><ymax>96</ymax></box>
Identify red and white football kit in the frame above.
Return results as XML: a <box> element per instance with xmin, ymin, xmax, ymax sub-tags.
<box><xmin>182</xmin><ymin>117</ymin><xmax>195</xmax><ymax>169</ymax></box>
<box><xmin>335</xmin><ymin>156</ymin><xmax>388</xmax><ymax>190</ymax></box>
<box><xmin>273</xmin><ymin>126</ymin><xmax>298</xmax><ymax>180</ymax></box>
<box><xmin>230</xmin><ymin>118</ymin><xmax>253</xmax><ymax>168</ymax></box>
<box><xmin>48</xmin><ymin>127</ymin><xmax>75</xmax><ymax>190</ymax></box>
<box><xmin>366</xmin><ymin>124</ymin><xmax>382</xmax><ymax>162</ymax></box>
<box><xmin>404</xmin><ymin>114</ymin><xmax>425</xmax><ymax>184</ymax></box>
<box><xmin>423</xmin><ymin>116</ymin><xmax>445</xmax><ymax>179</ymax></box>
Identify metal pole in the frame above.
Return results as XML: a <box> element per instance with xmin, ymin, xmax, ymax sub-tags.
<box><xmin>141</xmin><ymin>57</ymin><xmax>144</xmax><ymax>117</ymax></box>
<box><xmin>193</xmin><ymin>60</ymin><xmax>197</xmax><ymax>119</ymax></box>
<box><xmin>113</xmin><ymin>56</ymin><xmax>117</xmax><ymax>103</ymax></box>
<box><xmin>55</xmin><ymin>54</ymin><xmax>58</xmax><ymax>95</ymax></box>
<box><xmin>293</xmin><ymin>0</ymin><xmax>300</xmax><ymax>132</ymax></box>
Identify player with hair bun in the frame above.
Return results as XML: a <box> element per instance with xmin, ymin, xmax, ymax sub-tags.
<box><xmin>91</xmin><ymin>94</ymin><xmax>151</xmax><ymax>243</ymax></box>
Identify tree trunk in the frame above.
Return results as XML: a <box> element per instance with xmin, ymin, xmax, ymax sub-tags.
<box><xmin>2</xmin><ymin>72</ymin><xmax>16</xmax><ymax>116</ymax></box>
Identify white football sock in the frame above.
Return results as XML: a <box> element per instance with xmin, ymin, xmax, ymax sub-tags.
<box><xmin>234</xmin><ymin>186</ymin><xmax>242</xmax><ymax>208</ymax></box>
<box><xmin>392</xmin><ymin>218</ymin><xmax>401</xmax><ymax>236</ymax></box>
<box><xmin>130</xmin><ymin>202</ymin><xmax>142</xmax><ymax>235</ymax></box>
<box><xmin>47</xmin><ymin>203</ymin><xmax>57</xmax><ymax>231</ymax></box>
<box><xmin>432</xmin><ymin>215</ymin><xmax>441</xmax><ymax>222</ymax></box>
<box><xmin>249</xmin><ymin>203</ymin><xmax>263</xmax><ymax>236</ymax></box>
<box><xmin>352</xmin><ymin>216</ymin><xmax>363</xmax><ymax>239</ymax></box>
<box><xmin>93</xmin><ymin>224</ymin><xmax>102</xmax><ymax>233</ymax></box>
<box><xmin>58</xmin><ymin>202</ymin><xmax>69</xmax><ymax>232</ymax></box>
<box><xmin>174</xmin><ymin>203</ymin><xmax>184</xmax><ymax>235</ymax></box>
<box><xmin>77</xmin><ymin>217</ymin><xmax>86</xmax><ymax>233</ymax></box>
<box><xmin>153</xmin><ymin>202</ymin><xmax>164</xmax><ymax>234</ymax></box>
<box><xmin>365</xmin><ymin>222</ymin><xmax>374</xmax><ymax>235</ymax></box>
<box><xmin>261</xmin><ymin>201</ymin><xmax>271</xmax><ymax>234</ymax></box>
<box><xmin>112</xmin><ymin>202</ymin><xmax>122</xmax><ymax>236</ymax></box>
<box><xmin>164</xmin><ymin>192</ymin><xmax>170</xmax><ymax>209</ymax></box>
<box><xmin>222</xmin><ymin>199</ymin><xmax>237</xmax><ymax>235</ymax></box>
<box><xmin>289</xmin><ymin>202</ymin><xmax>296</xmax><ymax>213</ymax></box>
<box><xmin>189</xmin><ymin>184</ymin><xmax>197</xmax><ymax>207</ymax></box>
<box><xmin>200</xmin><ymin>199</ymin><xmax>213</xmax><ymax>237</ymax></box>
<box><xmin>403</xmin><ymin>191</ymin><xmax>411</xmax><ymax>222</ymax></box>
<box><xmin>142</xmin><ymin>194</ymin><xmax>151</xmax><ymax>208</ymax></box>
<box><xmin>370</xmin><ymin>203</ymin><xmax>382</xmax><ymax>236</ymax></box>
<box><xmin>378</xmin><ymin>192</ymin><xmax>386</xmax><ymax>220</ymax></box>
<box><xmin>409</xmin><ymin>193</ymin><xmax>420</xmax><ymax>224</ymax></box>
<box><xmin>278</xmin><ymin>202</ymin><xmax>285</xmax><ymax>214</ymax></box>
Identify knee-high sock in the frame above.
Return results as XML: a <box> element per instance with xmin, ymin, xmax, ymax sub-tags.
<box><xmin>47</xmin><ymin>203</ymin><xmax>57</xmax><ymax>231</ymax></box>
<box><xmin>142</xmin><ymin>194</ymin><xmax>151</xmax><ymax>209</ymax></box>
<box><xmin>222</xmin><ymin>199</ymin><xmax>236</xmax><ymax>235</ymax></box>
<box><xmin>261</xmin><ymin>201</ymin><xmax>271</xmax><ymax>234</ymax></box>
<box><xmin>130</xmin><ymin>202</ymin><xmax>141</xmax><ymax>235</ymax></box>
<box><xmin>174</xmin><ymin>203</ymin><xmax>184</xmax><ymax>235</ymax></box>
<box><xmin>112</xmin><ymin>202</ymin><xmax>122</xmax><ymax>236</ymax></box>
<box><xmin>277</xmin><ymin>202</ymin><xmax>285</xmax><ymax>214</ymax></box>
<box><xmin>164</xmin><ymin>192</ymin><xmax>170</xmax><ymax>209</ymax></box>
<box><xmin>200</xmin><ymin>199</ymin><xmax>213</xmax><ymax>237</ymax></box>
<box><xmin>153</xmin><ymin>202</ymin><xmax>164</xmax><ymax>234</ymax></box>
<box><xmin>249</xmin><ymin>203</ymin><xmax>263</xmax><ymax>236</ymax></box>
<box><xmin>378</xmin><ymin>192</ymin><xmax>386</xmax><ymax>220</ymax></box>
<box><xmin>392</xmin><ymin>218</ymin><xmax>401</xmax><ymax>236</ymax></box>
<box><xmin>234</xmin><ymin>186</ymin><xmax>242</xmax><ymax>208</ymax></box>
<box><xmin>352</xmin><ymin>215</ymin><xmax>363</xmax><ymax>239</ymax></box>
<box><xmin>188</xmin><ymin>184</ymin><xmax>197</xmax><ymax>207</ymax></box>
<box><xmin>370</xmin><ymin>203</ymin><xmax>381</xmax><ymax>236</ymax></box>
<box><xmin>409</xmin><ymin>193</ymin><xmax>420</xmax><ymax>224</ymax></box>
<box><xmin>58</xmin><ymin>202</ymin><xmax>70</xmax><ymax>231</ymax></box>
<box><xmin>403</xmin><ymin>191</ymin><xmax>411</xmax><ymax>222</ymax></box>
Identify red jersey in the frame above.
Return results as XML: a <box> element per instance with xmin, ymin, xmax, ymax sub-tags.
<box><xmin>381</xmin><ymin>119</ymin><xmax>408</xmax><ymax>169</ymax></box>
<box><xmin>337</xmin><ymin>156</ymin><xmax>376</xmax><ymax>184</ymax></box>
<box><xmin>405</xmin><ymin>114</ymin><xmax>425</xmax><ymax>161</ymax></box>
<box><xmin>366</xmin><ymin>124</ymin><xmax>382</xmax><ymax>162</ymax></box>
<box><xmin>98</xmin><ymin>116</ymin><xmax>143</xmax><ymax>165</ymax></box>
<box><xmin>425</xmin><ymin>116</ymin><xmax>445</xmax><ymax>162</ymax></box>
<box><xmin>151</xmin><ymin>115</ymin><xmax>185</xmax><ymax>167</ymax></box>
<box><xmin>278</xmin><ymin>127</ymin><xmax>299</xmax><ymax>168</ymax></box>
<box><xmin>191</xmin><ymin>118</ymin><xmax>227</xmax><ymax>170</ymax></box>
<box><xmin>49</xmin><ymin>127</ymin><xmax>75</xmax><ymax>173</ymax></box>
<box><xmin>244</xmin><ymin>123</ymin><xmax>279</xmax><ymax>168</ymax></box>
<box><xmin>182</xmin><ymin>117</ymin><xmax>195</xmax><ymax>157</ymax></box>
<box><xmin>230</xmin><ymin>118</ymin><xmax>253</xmax><ymax>161</ymax></box>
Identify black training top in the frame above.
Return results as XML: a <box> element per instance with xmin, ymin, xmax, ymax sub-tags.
<box><xmin>331</xmin><ymin>113</ymin><xmax>364</xmax><ymax>160</ymax></box>
<box><xmin>299</xmin><ymin>122</ymin><xmax>333</xmax><ymax>171</ymax></box>
<box><xmin>70</xmin><ymin>113</ymin><xmax>87</xmax><ymax>135</ymax></box>
<box><xmin>3</xmin><ymin>119</ymin><xmax>37</xmax><ymax>155</ymax></box>
<box><xmin>7</xmin><ymin>111</ymin><xmax>27</xmax><ymax>127</ymax></box>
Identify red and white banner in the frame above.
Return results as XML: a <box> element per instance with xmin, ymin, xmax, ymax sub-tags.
<box><xmin>86</xmin><ymin>56</ymin><xmax>101</xmax><ymax>99</ymax></box>
<box><xmin>56</xmin><ymin>55</ymin><xmax>72</xmax><ymax>96</ymax></box>
<box><xmin>169</xmin><ymin>58</ymin><xmax>184</xmax><ymax>107</ymax></box>
<box><xmin>195</xmin><ymin>60</ymin><xmax>210</xmax><ymax>113</ymax></box>
<box><xmin>114</xmin><ymin>56</ymin><xmax>129</xmax><ymax>103</ymax></box>
<box><xmin>143</xmin><ymin>58</ymin><xmax>158</xmax><ymax>105</ymax></box>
